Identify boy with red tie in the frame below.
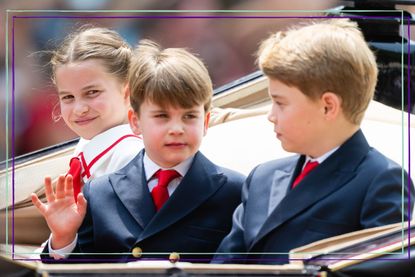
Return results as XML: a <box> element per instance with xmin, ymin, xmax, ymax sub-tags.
<box><xmin>34</xmin><ymin>39</ymin><xmax>245</xmax><ymax>262</ymax></box>
<box><xmin>214</xmin><ymin>19</ymin><xmax>414</xmax><ymax>264</ymax></box>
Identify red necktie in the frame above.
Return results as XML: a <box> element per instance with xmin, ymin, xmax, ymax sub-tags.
<box><xmin>151</xmin><ymin>169</ymin><xmax>180</xmax><ymax>211</ymax></box>
<box><xmin>67</xmin><ymin>157</ymin><xmax>82</xmax><ymax>201</ymax></box>
<box><xmin>292</xmin><ymin>161</ymin><xmax>319</xmax><ymax>188</ymax></box>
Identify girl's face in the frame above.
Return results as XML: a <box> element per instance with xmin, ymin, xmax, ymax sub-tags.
<box><xmin>55</xmin><ymin>60</ymin><xmax>129</xmax><ymax>139</ymax></box>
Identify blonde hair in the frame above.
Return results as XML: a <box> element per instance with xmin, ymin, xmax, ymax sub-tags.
<box><xmin>258</xmin><ymin>19</ymin><xmax>378</xmax><ymax>125</ymax></box>
<box><xmin>129</xmin><ymin>39</ymin><xmax>212</xmax><ymax>115</ymax></box>
<box><xmin>50</xmin><ymin>26</ymin><xmax>132</xmax><ymax>84</ymax></box>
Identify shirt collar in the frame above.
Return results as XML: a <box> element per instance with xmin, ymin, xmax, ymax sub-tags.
<box><xmin>305</xmin><ymin>146</ymin><xmax>339</xmax><ymax>165</ymax></box>
<box><xmin>143</xmin><ymin>152</ymin><xmax>194</xmax><ymax>181</ymax></box>
<box><xmin>74</xmin><ymin>124</ymin><xmax>134</xmax><ymax>156</ymax></box>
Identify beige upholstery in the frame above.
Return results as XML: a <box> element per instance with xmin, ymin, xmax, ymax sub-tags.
<box><xmin>203</xmin><ymin>100</ymin><xmax>414</xmax><ymax>175</ymax></box>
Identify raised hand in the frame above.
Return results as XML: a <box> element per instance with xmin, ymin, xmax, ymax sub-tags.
<box><xmin>31</xmin><ymin>174</ymin><xmax>87</xmax><ymax>249</ymax></box>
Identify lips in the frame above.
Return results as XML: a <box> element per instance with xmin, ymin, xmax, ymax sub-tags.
<box><xmin>74</xmin><ymin>117</ymin><xmax>97</xmax><ymax>125</ymax></box>
<box><xmin>165</xmin><ymin>142</ymin><xmax>187</xmax><ymax>148</ymax></box>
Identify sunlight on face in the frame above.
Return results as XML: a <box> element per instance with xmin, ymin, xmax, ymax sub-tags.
<box><xmin>55</xmin><ymin>60</ymin><xmax>129</xmax><ymax>139</ymax></box>
<box><xmin>129</xmin><ymin>101</ymin><xmax>209</xmax><ymax>168</ymax></box>
<box><xmin>267</xmin><ymin>79</ymin><xmax>325</xmax><ymax>155</ymax></box>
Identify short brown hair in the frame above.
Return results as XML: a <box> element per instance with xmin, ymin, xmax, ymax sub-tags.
<box><xmin>51</xmin><ymin>26</ymin><xmax>131</xmax><ymax>84</ymax></box>
<box><xmin>129</xmin><ymin>39</ymin><xmax>212</xmax><ymax>115</ymax></box>
<box><xmin>258</xmin><ymin>19</ymin><xmax>378</xmax><ymax>125</ymax></box>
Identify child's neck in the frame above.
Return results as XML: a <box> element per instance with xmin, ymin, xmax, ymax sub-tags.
<box><xmin>309</xmin><ymin>123</ymin><xmax>359</xmax><ymax>158</ymax></box>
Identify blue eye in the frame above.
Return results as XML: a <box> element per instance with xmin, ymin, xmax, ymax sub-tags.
<box><xmin>184</xmin><ymin>114</ymin><xmax>197</xmax><ymax>119</ymax></box>
<box><xmin>86</xmin><ymin>90</ymin><xmax>100</xmax><ymax>96</ymax></box>
<box><xmin>60</xmin><ymin>95</ymin><xmax>74</xmax><ymax>101</ymax></box>
<box><xmin>155</xmin><ymin>113</ymin><xmax>168</xmax><ymax>118</ymax></box>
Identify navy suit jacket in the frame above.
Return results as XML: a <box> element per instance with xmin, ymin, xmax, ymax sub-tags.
<box><xmin>214</xmin><ymin>130</ymin><xmax>414</xmax><ymax>264</ymax></box>
<box><xmin>42</xmin><ymin>150</ymin><xmax>245</xmax><ymax>263</ymax></box>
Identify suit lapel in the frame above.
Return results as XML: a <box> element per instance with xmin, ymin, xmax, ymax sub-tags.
<box><xmin>110</xmin><ymin>150</ymin><xmax>155</xmax><ymax>229</ymax></box>
<box><xmin>250</xmin><ymin>130</ymin><xmax>369</xmax><ymax>249</ymax></box>
<box><xmin>268</xmin><ymin>161</ymin><xmax>300</xmax><ymax>215</ymax></box>
<box><xmin>139</xmin><ymin>152</ymin><xmax>226</xmax><ymax>240</ymax></box>
<box><xmin>244</xmin><ymin>162</ymin><xmax>296</xmax><ymax>245</ymax></box>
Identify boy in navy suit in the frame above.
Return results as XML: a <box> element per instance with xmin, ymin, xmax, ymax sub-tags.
<box><xmin>34</xmin><ymin>39</ymin><xmax>245</xmax><ymax>262</ymax></box>
<box><xmin>214</xmin><ymin>19</ymin><xmax>414</xmax><ymax>264</ymax></box>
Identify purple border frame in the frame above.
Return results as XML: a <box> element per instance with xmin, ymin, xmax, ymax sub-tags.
<box><xmin>9</xmin><ymin>13</ymin><xmax>413</xmax><ymax>264</ymax></box>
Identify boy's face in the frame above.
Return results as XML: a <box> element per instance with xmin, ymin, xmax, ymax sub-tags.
<box><xmin>267</xmin><ymin>78</ymin><xmax>326</xmax><ymax>156</ymax></box>
<box><xmin>56</xmin><ymin>60</ymin><xmax>129</xmax><ymax>140</ymax></box>
<box><xmin>129</xmin><ymin>101</ymin><xmax>209</xmax><ymax>168</ymax></box>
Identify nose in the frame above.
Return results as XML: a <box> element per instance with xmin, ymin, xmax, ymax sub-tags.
<box><xmin>73</xmin><ymin>100</ymin><xmax>89</xmax><ymax>116</ymax></box>
<box><xmin>267</xmin><ymin>109</ymin><xmax>277</xmax><ymax>124</ymax></box>
<box><xmin>168</xmin><ymin>120</ymin><xmax>184</xmax><ymax>135</ymax></box>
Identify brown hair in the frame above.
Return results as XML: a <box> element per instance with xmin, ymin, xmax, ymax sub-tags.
<box><xmin>50</xmin><ymin>26</ymin><xmax>131</xmax><ymax>84</ymax></box>
<box><xmin>258</xmin><ymin>19</ymin><xmax>378</xmax><ymax>125</ymax></box>
<box><xmin>129</xmin><ymin>39</ymin><xmax>212</xmax><ymax>115</ymax></box>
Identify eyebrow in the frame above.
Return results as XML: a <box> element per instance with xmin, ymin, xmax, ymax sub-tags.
<box><xmin>82</xmin><ymin>84</ymin><xmax>100</xmax><ymax>90</ymax></box>
<box><xmin>184</xmin><ymin>109</ymin><xmax>202</xmax><ymax>113</ymax></box>
<box><xmin>57</xmin><ymin>90</ymin><xmax>70</xmax><ymax>96</ymax></box>
<box><xmin>270</xmin><ymin>94</ymin><xmax>285</xmax><ymax>100</ymax></box>
<box><xmin>149</xmin><ymin>109</ymin><xmax>167</xmax><ymax>113</ymax></box>
<box><xmin>148</xmin><ymin>108</ymin><xmax>202</xmax><ymax>113</ymax></box>
<box><xmin>57</xmin><ymin>84</ymin><xmax>101</xmax><ymax>95</ymax></box>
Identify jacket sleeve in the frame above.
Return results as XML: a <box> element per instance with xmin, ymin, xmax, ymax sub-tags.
<box><xmin>212</xmin><ymin>168</ymin><xmax>257</xmax><ymax>264</ymax></box>
<box><xmin>360</xmin><ymin>163</ymin><xmax>414</xmax><ymax>228</ymax></box>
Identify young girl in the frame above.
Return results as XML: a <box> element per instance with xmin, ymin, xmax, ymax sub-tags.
<box><xmin>30</xmin><ymin>26</ymin><xmax>144</xmax><ymax>259</ymax></box>
<box><xmin>47</xmin><ymin>26</ymin><xmax>144</xmax><ymax>199</ymax></box>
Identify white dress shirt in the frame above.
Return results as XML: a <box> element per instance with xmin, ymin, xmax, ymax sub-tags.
<box><xmin>143</xmin><ymin>152</ymin><xmax>193</xmax><ymax>196</ymax></box>
<box><xmin>302</xmin><ymin>146</ymin><xmax>340</xmax><ymax>169</ymax></box>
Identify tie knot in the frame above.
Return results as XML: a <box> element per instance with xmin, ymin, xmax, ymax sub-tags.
<box><xmin>302</xmin><ymin>161</ymin><xmax>319</xmax><ymax>175</ymax></box>
<box><xmin>292</xmin><ymin>161</ymin><xmax>319</xmax><ymax>189</ymax></box>
<box><xmin>155</xmin><ymin>169</ymin><xmax>180</xmax><ymax>188</ymax></box>
<box><xmin>69</xmin><ymin>157</ymin><xmax>81</xmax><ymax>168</ymax></box>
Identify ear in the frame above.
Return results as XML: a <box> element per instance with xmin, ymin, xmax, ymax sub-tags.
<box><xmin>128</xmin><ymin>108</ymin><xmax>141</xmax><ymax>135</ymax></box>
<box><xmin>203</xmin><ymin>111</ymin><xmax>211</xmax><ymax>136</ymax></box>
<box><xmin>123</xmin><ymin>83</ymin><xmax>130</xmax><ymax>101</ymax></box>
<box><xmin>320</xmin><ymin>92</ymin><xmax>341</xmax><ymax>120</ymax></box>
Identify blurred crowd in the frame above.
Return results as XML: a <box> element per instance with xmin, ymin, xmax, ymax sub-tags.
<box><xmin>8</xmin><ymin>0</ymin><xmax>414</xmax><ymax>162</ymax></box>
